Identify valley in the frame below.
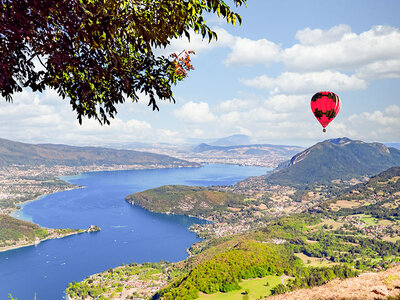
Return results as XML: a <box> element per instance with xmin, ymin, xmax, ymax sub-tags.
<box><xmin>67</xmin><ymin>139</ymin><xmax>400</xmax><ymax>300</ymax></box>
<box><xmin>2</xmin><ymin>137</ymin><xmax>400</xmax><ymax>300</ymax></box>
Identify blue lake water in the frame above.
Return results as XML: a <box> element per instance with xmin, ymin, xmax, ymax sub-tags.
<box><xmin>1</xmin><ymin>164</ymin><xmax>269</xmax><ymax>300</ymax></box>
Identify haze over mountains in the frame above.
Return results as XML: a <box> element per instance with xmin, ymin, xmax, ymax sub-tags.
<box><xmin>190</xmin><ymin>135</ymin><xmax>304</xmax><ymax>167</ymax></box>
<box><xmin>209</xmin><ymin>134</ymin><xmax>252</xmax><ymax>146</ymax></box>
<box><xmin>0</xmin><ymin>138</ymin><xmax>197</xmax><ymax>168</ymax></box>
<box><xmin>266</xmin><ymin>137</ymin><xmax>400</xmax><ymax>185</ymax></box>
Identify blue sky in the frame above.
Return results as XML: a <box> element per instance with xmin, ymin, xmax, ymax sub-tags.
<box><xmin>0</xmin><ymin>0</ymin><xmax>399</xmax><ymax>147</ymax></box>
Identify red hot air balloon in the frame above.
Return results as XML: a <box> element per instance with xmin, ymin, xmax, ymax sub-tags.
<box><xmin>311</xmin><ymin>91</ymin><xmax>341</xmax><ymax>132</ymax></box>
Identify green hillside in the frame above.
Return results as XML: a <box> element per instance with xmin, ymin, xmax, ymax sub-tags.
<box><xmin>266</xmin><ymin>138</ymin><xmax>400</xmax><ymax>186</ymax></box>
<box><xmin>0</xmin><ymin>214</ymin><xmax>97</xmax><ymax>250</ymax></box>
<box><xmin>317</xmin><ymin>166</ymin><xmax>400</xmax><ymax>221</ymax></box>
<box><xmin>125</xmin><ymin>185</ymin><xmax>244</xmax><ymax>217</ymax></box>
<box><xmin>0</xmin><ymin>214</ymin><xmax>50</xmax><ymax>247</ymax></box>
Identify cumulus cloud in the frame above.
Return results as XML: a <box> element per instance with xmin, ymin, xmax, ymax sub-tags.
<box><xmin>223</xmin><ymin>37</ymin><xmax>280</xmax><ymax>67</ymax></box>
<box><xmin>335</xmin><ymin>105</ymin><xmax>400</xmax><ymax>141</ymax></box>
<box><xmin>356</xmin><ymin>59</ymin><xmax>400</xmax><ymax>79</ymax></box>
<box><xmin>281</xmin><ymin>25</ymin><xmax>400</xmax><ymax>75</ymax></box>
<box><xmin>294</xmin><ymin>24</ymin><xmax>353</xmax><ymax>45</ymax></box>
<box><xmin>222</xmin><ymin>25</ymin><xmax>400</xmax><ymax>81</ymax></box>
<box><xmin>264</xmin><ymin>94</ymin><xmax>309</xmax><ymax>113</ymax></box>
<box><xmin>218</xmin><ymin>97</ymin><xmax>259</xmax><ymax>112</ymax></box>
<box><xmin>241</xmin><ymin>71</ymin><xmax>366</xmax><ymax>94</ymax></box>
<box><xmin>0</xmin><ymin>89</ymin><xmax>185</xmax><ymax>145</ymax></box>
<box><xmin>173</xmin><ymin>101</ymin><xmax>216</xmax><ymax>123</ymax></box>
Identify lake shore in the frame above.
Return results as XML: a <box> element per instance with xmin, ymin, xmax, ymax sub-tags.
<box><xmin>1</xmin><ymin>164</ymin><xmax>268</xmax><ymax>300</ymax></box>
<box><xmin>0</xmin><ymin>225</ymin><xmax>100</xmax><ymax>253</ymax></box>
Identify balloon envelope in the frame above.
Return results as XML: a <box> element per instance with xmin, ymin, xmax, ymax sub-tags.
<box><xmin>311</xmin><ymin>91</ymin><xmax>341</xmax><ymax>131</ymax></box>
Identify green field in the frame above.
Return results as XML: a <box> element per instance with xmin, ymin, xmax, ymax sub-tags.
<box><xmin>358</xmin><ymin>214</ymin><xmax>394</xmax><ymax>226</ymax></box>
<box><xmin>197</xmin><ymin>275</ymin><xmax>281</xmax><ymax>300</ymax></box>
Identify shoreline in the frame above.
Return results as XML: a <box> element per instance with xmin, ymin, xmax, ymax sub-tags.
<box><xmin>9</xmin><ymin>185</ymin><xmax>82</xmax><ymax>219</ymax></box>
<box><xmin>7</xmin><ymin>163</ymin><xmax>201</xmax><ymax>218</ymax></box>
<box><xmin>0</xmin><ymin>227</ymin><xmax>99</xmax><ymax>253</ymax></box>
<box><xmin>2</xmin><ymin>164</ymin><xmax>203</xmax><ymax>254</ymax></box>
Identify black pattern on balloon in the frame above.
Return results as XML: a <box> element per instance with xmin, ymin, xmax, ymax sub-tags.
<box><xmin>325</xmin><ymin>109</ymin><xmax>336</xmax><ymax>119</ymax></box>
<box><xmin>314</xmin><ymin>108</ymin><xmax>324</xmax><ymax>119</ymax></box>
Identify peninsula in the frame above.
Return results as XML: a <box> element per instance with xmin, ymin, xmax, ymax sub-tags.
<box><xmin>0</xmin><ymin>214</ymin><xmax>100</xmax><ymax>252</ymax></box>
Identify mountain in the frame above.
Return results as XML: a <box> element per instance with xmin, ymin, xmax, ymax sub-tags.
<box><xmin>266</xmin><ymin>137</ymin><xmax>400</xmax><ymax>185</ymax></box>
<box><xmin>210</xmin><ymin>134</ymin><xmax>252</xmax><ymax>146</ymax></box>
<box><xmin>0</xmin><ymin>138</ymin><xmax>198</xmax><ymax>168</ymax></box>
<box><xmin>192</xmin><ymin>143</ymin><xmax>303</xmax><ymax>157</ymax></box>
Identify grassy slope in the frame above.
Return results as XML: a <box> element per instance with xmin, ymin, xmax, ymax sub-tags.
<box><xmin>198</xmin><ymin>276</ymin><xmax>282</xmax><ymax>300</ymax></box>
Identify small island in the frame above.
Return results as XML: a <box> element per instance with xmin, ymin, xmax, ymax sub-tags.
<box><xmin>0</xmin><ymin>214</ymin><xmax>100</xmax><ymax>252</ymax></box>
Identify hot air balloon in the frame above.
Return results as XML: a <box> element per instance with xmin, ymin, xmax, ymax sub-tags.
<box><xmin>311</xmin><ymin>91</ymin><xmax>341</xmax><ymax>132</ymax></box>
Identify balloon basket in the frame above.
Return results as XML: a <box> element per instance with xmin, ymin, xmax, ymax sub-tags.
<box><xmin>323</xmin><ymin>128</ymin><xmax>326</xmax><ymax>133</ymax></box>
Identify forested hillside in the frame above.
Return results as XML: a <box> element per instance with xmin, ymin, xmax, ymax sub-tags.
<box><xmin>126</xmin><ymin>185</ymin><xmax>245</xmax><ymax>218</ymax></box>
<box><xmin>267</xmin><ymin>138</ymin><xmax>400</xmax><ymax>185</ymax></box>
<box><xmin>0</xmin><ymin>214</ymin><xmax>49</xmax><ymax>248</ymax></box>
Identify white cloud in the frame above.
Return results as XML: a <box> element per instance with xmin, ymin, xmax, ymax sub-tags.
<box><xmin>334</xmin><ymin>105</ymin><xmax>400</xmax><ymax>142</ymax></box>
<box><xmin>223</xmin><ymin>37</ymin><xmax>280</xmax><ymax>67</ymax></box>
<box><xmin>126</xmin><ymin>119</ymin><xmax>152</xmax><ymax>130</ymax></box>
<box><xmin>356</xmin><ymin>59</ymin><xmax>400</xmax><ymax>79</ymax></box>
<box><xmin>294</xmin><ymin>25</ymin><xmax>353</xmax><ymax>45</ymax></box>
<box><xmin>173</xmin><ymin>101</ymin><xmax>216</xmax><ymax>123</ymax></box>
<box><xmin>264</xmin><ymin>94</ymin><xmax>309</xmax><ymax>113</ymax></box>
<box><xmin>241</xmin><ymin>71</ymin><xmax>366</xmax><ymax>94</ymax></box>
<box><xmin>0</xmin><ymin>90</ymin><xmax>179</xmax><ymax>145</ymax></box>
<box><xmin>282</xmin><ymin>25</ymin><xmax>400</xmax><ymax>76</ymax></box>
<box><xmin>221</xmin><ymin>25</ymin><xmax>400</xmax><ymax>81</ymax></box>
<box><xmin>218</xmin><ymin>98</ymin><xmax>259</xmax><ymax>112</ymax></box>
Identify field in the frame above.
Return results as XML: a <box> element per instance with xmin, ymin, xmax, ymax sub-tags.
<box><xmin>330</xmin><ymin>200</ymin><xmax>362</xmax><ymax>211</ymax></box>
<box><xmin>294</xmin><ymin>253</ymin><xmax>335</xmax><ymax>267</ymax></box>
<box><xmin>306</xmin><ymin>218</ymin><xmax>343</xmax><ymax>231</ymax></box>
<box><xmin>358</xmin><ymin>214</ymin><xmax>394</xmax><ymax>226</ymax></box>
<box><xmin>198</xmin><ymin>275</ymin><xmax>282</xmax><ymax>300</ymax></box>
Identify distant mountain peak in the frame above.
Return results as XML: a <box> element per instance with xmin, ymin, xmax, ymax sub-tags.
<box><xmin>210</xmin><ymin>134</ymin><xmax>251</xmax><ymax>146</ymax></box>
<box><xmin>327</xmin><ymin>137</ymin><xmax>353</xmax><ymax>144</ymax></box>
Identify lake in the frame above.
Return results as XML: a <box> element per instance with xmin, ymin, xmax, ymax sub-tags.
<box><xmin>1</xmin><ymin>164</ymin><xmax>269</xmax><ymax>300</ymax></box>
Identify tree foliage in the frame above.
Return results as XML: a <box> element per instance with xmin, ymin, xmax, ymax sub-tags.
<box><xmin>154</xmin><ymin>241</ymin><xmax>300</xmax><ymax>300</ymax></box>
<box><xmin>0</xmin><ymin>0</ymin><xmax>246</xmax><ymax>124</ymax></box>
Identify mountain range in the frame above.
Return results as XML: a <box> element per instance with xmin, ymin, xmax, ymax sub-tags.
<box><xmin>266</xmin><ymin>137</ymin><xmax>400</xmax><ymax>185</ymax></box>
<box><xmin>193</xmin><ymin>143</ymin><xmax>304</xmax><ymax>157</ymax></box>
<box><xmin>0</xmin><ymin>138</ymin><xmax>198</xmax><ymax>168</ymax></box>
